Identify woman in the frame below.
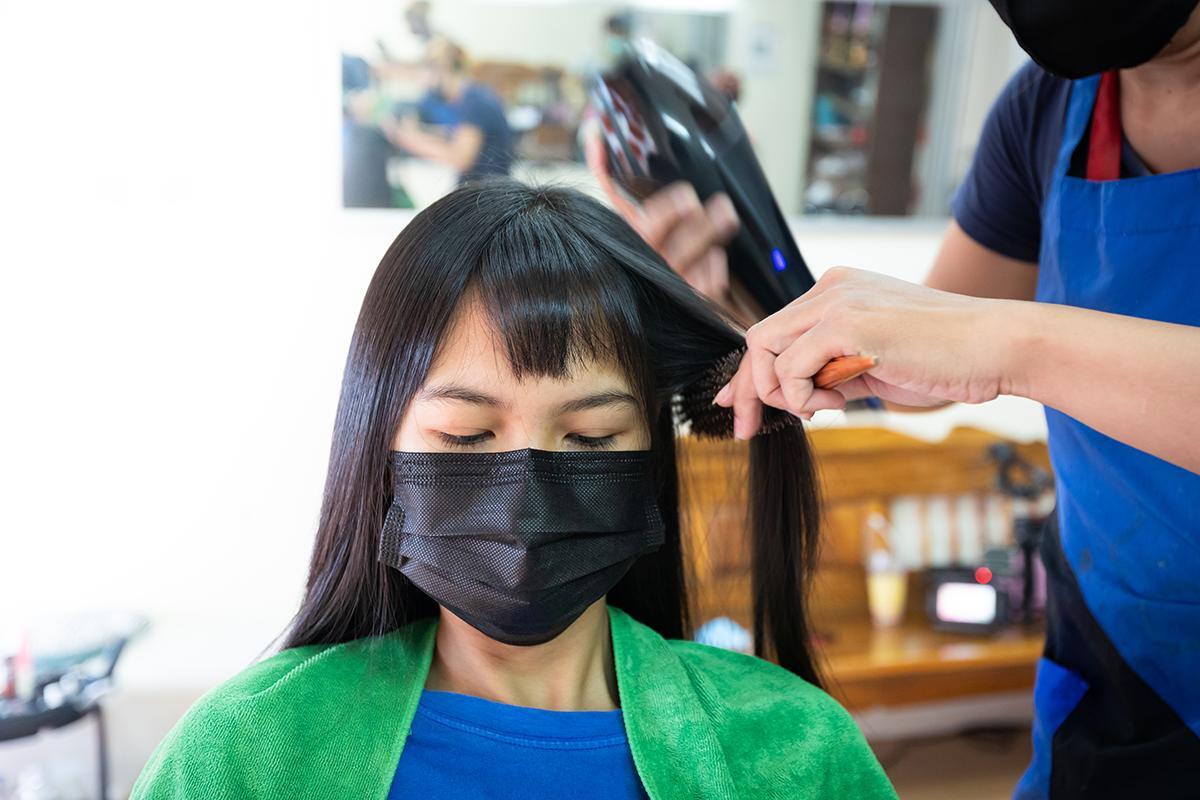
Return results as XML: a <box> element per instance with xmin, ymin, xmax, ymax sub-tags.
<box><xmin>129</xmin><ymin>180</ymin><xmax>896</xmax><ymax>799</ymax></box>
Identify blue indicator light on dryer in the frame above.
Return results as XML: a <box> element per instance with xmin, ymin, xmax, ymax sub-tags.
<box><xmin>771</xmin><ymin>247</ymin><xmax>787</xmax><ymax>271</ymax></box>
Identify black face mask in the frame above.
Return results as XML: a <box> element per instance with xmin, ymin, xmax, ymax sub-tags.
<box><xmin>987</xmin><ymin>0</ymin><xmax>1197</xmax><ymax>78</ymax></box>
<box><xmin>379</xmin><ymin>448</ymin><xmax>664</xmax><ymax>646</ymax></box>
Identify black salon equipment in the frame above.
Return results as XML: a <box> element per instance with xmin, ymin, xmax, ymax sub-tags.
<box><xmin>926</xmin><ymin>566</ymin><xmax>1011</xmax><ymax>634</ymax></box>
<box><xmin>587</xmin><ymin>39</ymin><xmax>816</xmax><ymax>315</ymax></box>
<box><xmin>989</xmin><ymin>442</ymin><xmax>1052</xmax><ymax>626</ymax></box>
<box><xmin>926</xmin><ymin>444</ymin><xmax>1053</xmax><ymax>634</ymax></box>
<box><xmin>1</xmin><ymin>613</ymin><xmax>148</xmax><ymax>800</ymax></box>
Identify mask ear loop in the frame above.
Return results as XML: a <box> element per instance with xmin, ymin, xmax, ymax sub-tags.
<box><xmin>379</xmin><ymin>501</ymin><xmax>407</xmax><ymax>567</ymax></box>
<box><xmin>640</xmin><ymin>477</ymin><xmax>666</xmax><ymax>552</ymax></box>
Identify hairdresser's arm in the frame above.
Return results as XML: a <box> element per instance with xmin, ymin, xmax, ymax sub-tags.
<box><xmin>714</xmin><ymin>267</ymin><xmax>1200</xmax><ymax>473</ymax></box>
<box><xmin>872</xmin><ymin>220</ymin><xmax>1041</xmax><ymax>413</ymax></box>
<box><xmin>925</xmin><ymin>220</ymin><xmax>1039</xmax><ymax>301</ymax></box>
<box><xmin>388</xmin><ymin>116</ymin><xmax>484</xmax><ymax>174</ymax></box>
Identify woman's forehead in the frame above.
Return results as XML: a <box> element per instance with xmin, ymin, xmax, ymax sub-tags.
<box><xmin>424</xmin><ymin>295</ymin><xmax>635</xmax><ymax>400</ymax></box>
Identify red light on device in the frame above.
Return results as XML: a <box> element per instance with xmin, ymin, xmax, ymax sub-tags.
<box><xmin>975</xmin><ymin>566</ymin><xmax>993</xmax><ymax>585</ymax></box>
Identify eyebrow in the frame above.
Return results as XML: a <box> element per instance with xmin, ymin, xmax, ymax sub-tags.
<box><xmin>417</xmin><ymin>384</ymin><xmax>638</xmax><ymax>414</ymax></box>
<box><xmin>556</xmin><ymin>390</ymin><xmax>639</xmax><ymax>414</ymax></box>
<box><xmin>418</xmin><ymin>384</ymin><xmax>507</xmax><ymax>408</ymax></box>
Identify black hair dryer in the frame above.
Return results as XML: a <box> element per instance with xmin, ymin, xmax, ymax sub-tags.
<box><xmin>587</xmin><ymin>39</ymin><xmax>816</xmax><ymax>314</ymax></box>
<box><xmin>989</xmin><ymin>442</ymin><xmax>1053</xmax><ymax>626</ymax></box>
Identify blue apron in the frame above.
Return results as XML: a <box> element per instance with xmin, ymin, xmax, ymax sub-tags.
<box><xmin>1015</xmin><ymin>73</ymin><xmax>1200</xmax><ymax>798</ymax></box>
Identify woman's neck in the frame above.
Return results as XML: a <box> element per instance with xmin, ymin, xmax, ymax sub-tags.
<box><xmin>1120</xmin><ymin>9</ymin><xmax>1200</xmax><ymax>173</ymax></box>
<box><xmin>423</xmin><ymin>600</ymin><xmax>621</xmax><ymax>711</ymax></box>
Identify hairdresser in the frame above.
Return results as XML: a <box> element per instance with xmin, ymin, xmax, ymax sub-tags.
<box><xmin>386</xmin><ymin>38</ymin><xmax>514</xmax><ymax>185</ymax></box>
<box><xmin>590</xmin><ymin>0</ymin><xmax>1200</xmax><ymax>796</ymax></box>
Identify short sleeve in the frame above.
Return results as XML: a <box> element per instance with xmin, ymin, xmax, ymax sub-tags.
<box><xmin>454</xmin><ymin>87</ymin><xmax>490</xmax><ymax>130</ymax></box>
<box><xmin>950</xmin><ymin>61</ymin><xmax>1068</xmax><ymax>264</ymax></box>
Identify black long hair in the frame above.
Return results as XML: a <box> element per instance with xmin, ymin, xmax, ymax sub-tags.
<box><xmin>278</xmin><ymin>179</ymin><xmax>823</xmax><ymax>685</ymax></box>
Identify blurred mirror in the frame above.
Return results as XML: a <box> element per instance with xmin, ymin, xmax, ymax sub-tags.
<box><xmin>340</xmin><ymin>0</ymin><xmax>1023</xmax><ymax>217</ymax></box>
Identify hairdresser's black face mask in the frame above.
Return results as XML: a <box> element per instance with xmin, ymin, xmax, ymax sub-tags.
<box><xmin>988</xmin><ymin>0</ymin><xmax>1197</xmax><ymax>78</ymax></box>
<box><xmin>379</xmin><ymin>448</ymin><xmax>664</xmax><ymax>646</ymax></box>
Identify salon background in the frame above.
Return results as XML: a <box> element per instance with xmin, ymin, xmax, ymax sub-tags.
<box><xmin>3</xmin><ymin>1</ymin><xmax>1043</xmax><ymax>797</ymax></box>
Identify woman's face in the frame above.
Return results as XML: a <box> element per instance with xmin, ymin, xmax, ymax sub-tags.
<box><xmin>393</xmin><ymin>297</ymin><xmax>651</xmax><ymax>453</ymax></box>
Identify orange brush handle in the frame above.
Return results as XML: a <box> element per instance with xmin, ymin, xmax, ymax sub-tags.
<box><xmin>813</xmin><ymin>355</ymin><xmax>877</xmax><ymax>390</ymax></box>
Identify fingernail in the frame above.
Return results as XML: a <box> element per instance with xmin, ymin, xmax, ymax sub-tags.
<box><xmin>713</xmin><ymin>383</ymin><xmax>732</xmax><ymax>406</ymax></box>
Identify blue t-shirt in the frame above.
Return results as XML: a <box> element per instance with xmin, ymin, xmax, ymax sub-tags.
<box><xmin>419</xmin><ymin>82</ymin><xmax>514</xmax><ymax>184</ymax></box>
<box><xmin>388</xmin><ymin>689</ymin><xmax>651</xmax><ymax>799</ymax></box>
<box><xmin>951</xmin><ymin>61</ymin><xmax>1153</xmax><ymax>264</ymax></box>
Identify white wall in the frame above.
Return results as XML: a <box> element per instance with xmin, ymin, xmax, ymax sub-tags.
<box><xmin>725</xmin><ymin>0</ymin><xmax>821</xmax><ymax>214</ymax></box>
<box><xmin>950</xmin><ymin>6</ymin><xmax>1029</xmax><ymax>191</ymax></box>
<box><xmin>423</xmin><ymin>0</ymin><xmax>615</xmax><ymax>66</ymax></box>
<box><xmin>0</xmin><ymin>1</ymin><xmax>1039</xmax><ymax>796</ymax></box>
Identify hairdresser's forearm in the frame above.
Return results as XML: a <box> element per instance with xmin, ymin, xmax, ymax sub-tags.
<box><xmin>396</xmin><ymin>125</ymin><xmax>482</xmax><ymax>173</ymax></box>
<box><xmin>1003</xmin><ymin>300</ymin><xmax>1200</xmax><ymax>473</ymax></box>
<box><xmin>396</xmin><ymin>129</ymin><xmax>456</xmax><ymax>164</ymax></box>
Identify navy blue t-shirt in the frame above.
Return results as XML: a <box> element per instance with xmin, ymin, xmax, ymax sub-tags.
<box><xmin>421</xmin><ymin>82</ymin><xmax>514</xmax><ymax>184</ymax></box>
<box><xmin>951</xmin><ymin>61</ymin><xmax>1153</xmax><ymax>263</ymax></box>
<box><xmin>388</xmin><ymin>689</ymin><xmax>650</xmax><ymax>799</ymax></box>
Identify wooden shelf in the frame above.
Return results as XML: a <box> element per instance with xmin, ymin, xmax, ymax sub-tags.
<box><xmin>818</xmin><ymin>620</ymin><xmax>1043</xmax><ymax>710</ymax></box>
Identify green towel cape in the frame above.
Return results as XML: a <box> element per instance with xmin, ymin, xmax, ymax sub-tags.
<box><xmin>131</xmin><ymin>605</ymin><xmax>897</xmax><ymax>799</ymax></box>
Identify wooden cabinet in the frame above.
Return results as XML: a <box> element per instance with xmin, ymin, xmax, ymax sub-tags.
<box><xmin>678</xmin><ymin>426</ymin><xmax>1050</xmax><ymax>709</ymax></box>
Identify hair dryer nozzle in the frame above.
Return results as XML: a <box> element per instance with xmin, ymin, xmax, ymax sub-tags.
<box><xmin>587</xmin><ymin>39</ymin><xmax>816</xmax><ymax>314</ymax></box>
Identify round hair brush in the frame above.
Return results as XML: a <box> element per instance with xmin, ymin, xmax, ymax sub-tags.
<box><xmin>675</xmin><ymin>349</ymin><xmax>877</xmax><ymax>439</ymax></box>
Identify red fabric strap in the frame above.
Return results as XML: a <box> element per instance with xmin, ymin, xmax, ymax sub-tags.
<box><xmin>1086</xmin><ymin>70</ymin><xmax>1122</xmax><ymax>182</ymax></box>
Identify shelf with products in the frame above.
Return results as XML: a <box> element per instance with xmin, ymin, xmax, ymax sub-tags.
<box><xmin>804</xmin><ymin>1</ymin><xmax>939</xmax><ymax>216</ymax></box>
<box><xmin>679</xmin><ymin>427</ymin><xmax>1050</xmax><ymax>710</ymax></box>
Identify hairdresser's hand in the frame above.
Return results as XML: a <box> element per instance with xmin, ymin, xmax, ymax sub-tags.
<box><xmin>714</xmin><ymin>267</ymin><xmax>1015</xmax><ymax>438</ymax></box>
<box><xmin>584</xmin><ymin>125</ymin><xmax>739</xmax><ymax>301</ymax></box>
<box><xmin>384</xmin><ymin>113</ymin><xmax>422</xmax><ymax>150</ymax></box>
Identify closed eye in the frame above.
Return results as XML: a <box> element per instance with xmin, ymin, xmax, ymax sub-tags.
<box><xmin>437</xmin><ymin>431</ymin><xmax>493</xmax><ymax>448</ymax></box>
<box><xmin>567</xmin><ymin>433</ymin><xmax>616</xmax><ymax>449</ymax></box>
<box><xmin>433</xmin><ymin>432</ymin><xmax>619</xmax><ymax>450</ymax></box>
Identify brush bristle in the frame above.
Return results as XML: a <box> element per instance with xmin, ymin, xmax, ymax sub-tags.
<box><xmin>674</xmin><ymin>346</ymin><xmax>801</xmax><ymax>439</ymax></box>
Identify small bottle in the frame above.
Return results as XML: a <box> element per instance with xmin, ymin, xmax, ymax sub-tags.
<box><xmin>864</xmin><ymin>513</ymin><xmax>907</xmax><ymax>629</ymax></box>
<box><xmin>13</xmin><ymin>629</ymin><xmax>35</xmax><ymax>703</ymax></box>
<box><xmin>1</xmin><ymin>654</ymin><xmax>13</xmax><ymax>698</ymax></box>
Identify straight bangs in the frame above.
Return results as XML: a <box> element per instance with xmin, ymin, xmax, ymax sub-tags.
<box><xmin>471</xmin><ymin>193</ymin><xmax>655</xmax><ymax>417</ymax></box>
<box><xmin>283</xmin><ymin>178</ymin><xmax>822</xmax><ymax>686</ymax></box>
